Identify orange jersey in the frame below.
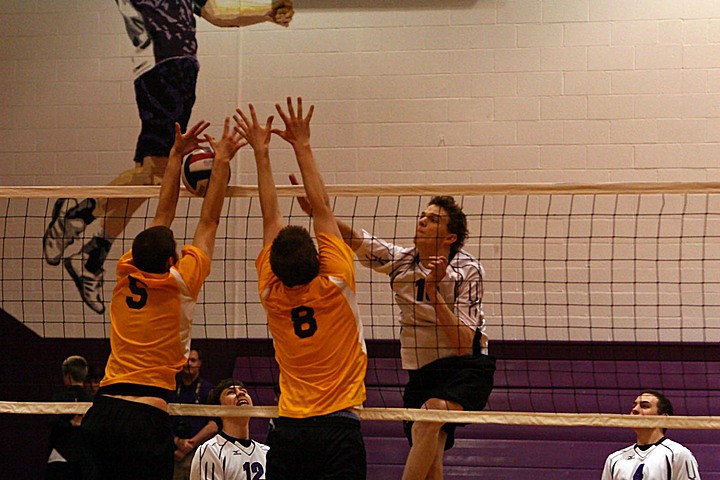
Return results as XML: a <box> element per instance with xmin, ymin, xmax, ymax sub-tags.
<box><xmin>101</xmin><ymin>245</ymin><xmax>211</xmax><ymax>392</ymax></box>
<box><xmin>257</xmin><ymin>233</ymin><xmax>367</xmax><ymax>418</ymax></box>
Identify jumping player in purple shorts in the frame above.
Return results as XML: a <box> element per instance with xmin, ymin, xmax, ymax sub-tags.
<box><xmin>42</xmin><ymin>0</ymin><xmax>293</xmax><ymax>314</ymax></box>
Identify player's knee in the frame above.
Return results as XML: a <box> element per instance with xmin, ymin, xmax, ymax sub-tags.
<box><xmin>423</xmin><ymin>398</ymin><xmax>449</xmax><ymax>411</ymax></box>
<box><xmin>412</xmin><ymin>419</ymin><xmax>443</xmax><ymax>438</ymax></box>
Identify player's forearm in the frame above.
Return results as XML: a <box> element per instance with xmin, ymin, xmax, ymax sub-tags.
<box><xmin>432</xmin><ymin>299</ymin><xmax>475</xmax><ymax>354</ymax></box>
<box><xmin>200</xmin><ymin>1</ymin><xmax>271</xmax><ymax>28</ymax></box>
<box><xmin>153</xmin><ymin>152</ymin><xmax>182</xmax><ymax>227</ymax></box>
<box><xmin>190</xmin><ymin>420</ymin><xmax>219</xmax><ymax>447</ymax></box>
<box><xmin>337</xmin><ymin>219</ymin><xmax>363</xmax><ymax>251</ymax></box>
<box><xmin>293</xmin><ymin>144</ymin><xmax>330</xmax><ymax>214</ymax></box>
<box><xmin>199</xmin><ymin>157</ymin><xmax>231</xmax><ymax>226</ymax></box>
<box><xmin>192</xmin><ymin>156</ymin><xmax>231</xmax><ymax>256</ymax></box>
<box><xmin>293</xmin><ymin>143</ymin><xmax>343</xmax><ymax>237</ymax></box>
<box><xmin>255</xmin><ymin>151</ymin><xmax>284</xmax><ymax>243</ymax></box>
<box><xmin>204</xmin><ymin>13</ymin><xmax>270</xmax><ymax>28</ymax></box>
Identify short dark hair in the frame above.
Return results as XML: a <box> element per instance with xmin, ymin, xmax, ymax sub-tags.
<box><xmin>62</xmin><ymin>355</ymin><xmax>88</xmax><ymax>383</ymax></box>
<box><xmin>640</xmin><ymin>389</ymin><xmax>674</xmax><ymax>416</ymax></box>
<box><xmin>429</xmin><ymin>196</ymin><xmax>468</xmax><ymax>256</ymax></box>
<box><xmin>132</xmin><ymin>226</ymin><xmax>176</xmax><ymax>273</ymax></box>
<box><xmin>270</xmin><ymin>225</ymin><xmax>320</xmax><ymax>287</ymax></box>
<box><xmin>208</xmin><ymin>378</ymin><xmax>245</xmax><ymax>405</ymax></box>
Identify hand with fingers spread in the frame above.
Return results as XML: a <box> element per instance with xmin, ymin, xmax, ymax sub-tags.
<box><xmin>169</xmin><ymin>120</ymin><xmax>211</xmax><ymax>159</ymax></box>
<box><xmin>233</xmin><ymin>104</ymin><xmax>274</xmax><ymax>154</ymax></box>
<box><xmin>271</xmin><ymin>96</ymin><xmax>314</xmax><ymax>149</ymax></box>
<box><xmin>205</xmin><ymin>117</ymin><xmax>246</xmax><ymax>163</ymax></box>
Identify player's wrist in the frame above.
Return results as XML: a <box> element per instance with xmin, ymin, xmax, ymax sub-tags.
<box><xmin>292</xmin><ymin>142</ymin><xmax>312</xmax><ymax>153</ymax></box>
<box><xmin>253</xmin><ymin>146</ymin><xmax>270</xmax><ymax>157</ymax></box>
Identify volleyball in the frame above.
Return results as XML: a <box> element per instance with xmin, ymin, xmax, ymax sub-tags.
<box><xmin>181</xmin><ymin>147</ymin><xmax>229</xmax><ymax>197</ymax></box>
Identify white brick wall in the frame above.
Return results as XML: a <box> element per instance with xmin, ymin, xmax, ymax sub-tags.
<box><xmin>2</xmin><ymin>0</ymin><xmax>720</xmax><ymax>187</ymax></box>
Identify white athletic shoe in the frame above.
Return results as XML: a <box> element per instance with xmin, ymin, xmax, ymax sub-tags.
<box><xmin>63</xmin><ymin>236</ymin><xmax>111</xmax><ymax>315</ymax></box>
<box><xmin>43</xmin><ymin>198</ymin><xmax>96</xmax><ymax>265</ymax></box>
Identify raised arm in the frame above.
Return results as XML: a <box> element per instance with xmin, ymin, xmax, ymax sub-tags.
<box><xmin>288</xmin><ymin>173</ymin><xmax>364</xmax><ymax>250</ymax></box>
<box><xmin>273</xmin><ymin>97</ymin><xmax>341</xmax><ymax>239</ymax></box>
<box><xmin>234</xmin><ymin>104</ymin><xmax>283</xmax><ymax>246</ymax></box>
<box><xmin>200</xmin><ymin>0</ymin><xmax>293</xmax><ymax>28</ymax></box>
<box><xmin>192</xmin><ymin>117</ymin><xmax>245</xmax><ymax>258</ymax></box>
<box><xmin>151</xmin><ymin>120</ymin><xmax>210</xmax><ymax>228</ymax></box>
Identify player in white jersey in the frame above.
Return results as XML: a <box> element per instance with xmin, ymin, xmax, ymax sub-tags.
<box><xmin>190</xmin><ymin>379</ymin><xmax>269</xmax><ymax>480</ymax></box>
<box><xmin>289</xmin><ymin>190</ymin><xmax>495</xmax><ymax>480</ymax></box>
<box><xmin>601</xmin><ymin>390</ymin><xmax>701</xmax><ymax>480</ymax></box>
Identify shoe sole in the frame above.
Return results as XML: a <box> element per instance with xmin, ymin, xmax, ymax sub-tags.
<box><xmin>63</xmin><ymin>257</ymin><xmax>105</xmax><ymax>315</ymax></box>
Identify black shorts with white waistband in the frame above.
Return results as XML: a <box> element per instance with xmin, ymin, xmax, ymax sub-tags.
<box><xmin>403</xmin><ymin>353</ymin><xmax>496</xmax><ymax>450</ymax></box>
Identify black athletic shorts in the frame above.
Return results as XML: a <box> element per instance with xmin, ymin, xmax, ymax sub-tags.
<box><xmin>133</xmin><ymin>57</ymin><xmax>199</xmax><ymax>164</ymax></box>
<box><xmin>403</xmin><ymin>353</ymin><xmax>495</xmax><ymax>450</ymax></box>
<box><xmin>81</xmin><ymin>395</ymin><xmax>175</xmax><ymax>480</ymax></box>
<box><xmin>266</xmin><ymin>411</ymin><xmax>366</xmax><ymax>480</ymax></box>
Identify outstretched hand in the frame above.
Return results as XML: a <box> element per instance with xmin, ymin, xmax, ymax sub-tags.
<box><xmin>272</xmin><ymin>96</ymin><xmax>314</xmax><ymax>148</ymax></box>
<box><xmin>171</xmin><ymin>120</ymin><xmax>211</xmax><ymax>158</ymax></box>
<box><xmin>204</xmin><ymin>117</ymin><xmax>246</xmax><ymax>161</ymax></box>
<box><xmin>233</xmin><ymin>104</ymin><xmax>274</xmax><ymax>153</ymax></box>
<box><xmin>289</xmin><ymin>173</ymin><xmax>313</xmax><ymax>216</ymax></box>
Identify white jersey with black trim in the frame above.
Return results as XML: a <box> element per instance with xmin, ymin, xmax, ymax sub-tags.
<box><xmin>356</xmin><ymin>229</ymin><xmax>487</xmax><ymax>370</ymax></box>
<box><xmin>190</xmin><ymin>433</ymin><xmax>269</xmax><ymax>480</ymax></box>
<box><xmin>601</xmin><ymin>437</ymin><xmax>701</xmax><ymax>480</ymax></box>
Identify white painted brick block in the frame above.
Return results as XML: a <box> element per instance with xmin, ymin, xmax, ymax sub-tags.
<box><xmin>586</xmin><ymin>145</ymin><xmax>634</xmax><ymax>169</ymax></box>
<box><xmin>636</xmin><ymin>0</ymin><xmax>683</xmax><ymax>20</ymax></box>
<box><xmin>517</xmin><ymin>120</ymin><xmax>564</xmax><ymax>144</ymax></box>
<box><xmin>611</xmin><ymin>21</ymin><xmax>657</xmax><ymax>46</ymax></box>
<box><xmin>609</xmin><ymin>119</ymin><xmax>658</xmax><ymax>144</ymax></box>
<box><xmin>518</xmin><ymin>24</ymin><xmax>563</xmax><ymax>47</ymax></box>
<box><xmin>635</xmin><ymin>44</ymin><xmax>682</xmax><ymax>69</ymax></box>
<box><xmin>657</xmin><ymin>119</ymin><xmax>707</xmax><ymax>143</ymax></box>
<box><xmin>564</xmin><ymin>22</ymin><xmax>611</xmax><ymax>46</ymax></box>
<box><xmin>496</xmin><ymin>1</ymin><xmax>541</xmax><ymax>24</ymax></box>
<box><xmin>495</xmin><ymin>96</ymin><xmax>540</xmax><ymax>121</ymax></box>
<box><xmin>564</xmin><ymin>71</ymin><xmax>611</xmax><ymax>95</ymax></box>
<box><xmin>563</xmin><ymin>120</ymin><xmax>610</xmax><ymax>145</ymax></box>
<box><xmin>518</xmin><ymin>72</ymin><xmax>563</xmax><ymax>96</ymax></box>
<box><xmin>588</xmin><ymin>46</ymin><xmax>635</xmax><ymax>71</ymax></box>
<box><xmin>541</xmin><ymin>96</ymin><xmax>587</xmax><ymax>120</ymax></box>
<box><xmin>494</xmin><ymin>48</ymin><xmax>541</xmax><ymax>72</ymax></box>
<box><xmin>542</xmin><ymin>46</ymin><xmax>588</xmax><ymax>71</ymax></box>
<box><xmin>540</xmin><ymin>145</ymin><xmax>587</xmax><ymax>169</ymax></box>
<box><xmin>472</xmin><ymin>73</ymin><xmax>517</xmax><ymax>97</ymax></box>
<box><xmin>590</xmin><ymin>1</ymin><xmax>638</xmax><ymax>22</ymax></box>
<box><xmin>588</xmin><ymin>95</ymin><xmax>634</xmax><ymax>119</ymax></box>
<box><xmin>542</xmin><ymin>1</ymin><xmax>589</xmax><ymax>23</ymax></box>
